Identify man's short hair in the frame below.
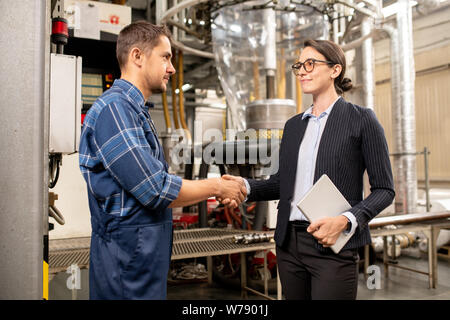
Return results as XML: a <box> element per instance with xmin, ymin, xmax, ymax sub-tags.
<box><xmin>116</xmin><ymin>21</ymin><xmax>172</xmax><ymax>70</ymax></box>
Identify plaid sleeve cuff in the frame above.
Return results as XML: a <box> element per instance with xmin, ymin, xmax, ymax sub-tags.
<box><xmin>162</xmin><ymin>174</ymin><xmax>182</xmax><ymax>204</ymax></box>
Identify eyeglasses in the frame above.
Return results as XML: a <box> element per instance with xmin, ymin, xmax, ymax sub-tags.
<box><xmin>291</xmin><ymin>58</ymin><xmax>336</xmax><ymax>76</ymax></box>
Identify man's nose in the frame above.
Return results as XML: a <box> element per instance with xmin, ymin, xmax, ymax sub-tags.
<box><xmin>168</xmin><ymin>61</ymin><xmax>176</xmax><ymax>75</ymax></box>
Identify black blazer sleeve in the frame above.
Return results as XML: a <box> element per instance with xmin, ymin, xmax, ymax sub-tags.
<box><xmin>246</xmin><ymin>170</ymin><xmax>280</xmax><ymax>202</ymax></box>
<box><xmin>349</xmin><ymin>108</ymin><xmax>395</xmax><ymax>231</ymax></box>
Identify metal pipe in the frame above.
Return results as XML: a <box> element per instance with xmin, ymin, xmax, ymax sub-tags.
<box><xmin>166</xmin><ymin>19</ymin><xmax>203</xmax><ymax>38</ymax></box>
<box><xmin>332</xmin><ymin>5</ymin><xmax>339</xmax><ymax>43</ymax></box>
<box><xmin>277</xmin><ymin>48</ymin><xmax>286</xmax><ymax>99</ymax></box>
<box><xmin>369</xmin><ymin>211</ymin><xmax>450</xmax><ymax>228</ymax></box>
<box><xmin>424</xmin><ymin>147</ymin><xmax>431</xmax><ymax>212</ymax></box>
<box><xmin>177</xmin><ymin>50</ymin><xmax>192</xmax><ymax>142</ymax></box>
<box><xmin>361</xmin><ymin>17</ymin><xmax>375</xmax><ymax>110</ymax></box>
<box><xmin>171</xmin><ymin>51</ymin><xmax>181</xmax><ymax>129</ymax></box>
<box><xmin>263</xmin><ymin>8</ymin><xmax>276</xmax><ymax>99</ymax></box>
<box><xmin>155</xmin><ymin>0</ymin><xmax>167</xmax><ymax>24</ymax></box>
<box><xmin>162</xmin><ymin>92</ymin><xmax>172</xmax><ymax>131</ymax></box>
<box><xmin>295</xmin><ymin>49</ymin><xmax>302</xmax><ymax>114</ymax></box>
<box><xmin>397</xmin><ymin>0</ymin><xmax>418</xmax><ymax>214</ymax></box>
<box><xmin>160</xmin><ymin>0</ymin><xmax>208</xmax><ymax>25</ymax></box>
<box><xmin>341</xmin><ymin>28</ymin><xmax>378</xmax><ymax>52</ymax></box>
<box><xmin>381</xmin><ymin>24</ymin><xmax>405</xmax><ymax>214</ymax></box>
<box><xmin>336</xmin><ymin>0</ymin><xmax>379</xmax><ymax>19</ymax></box>
<box><xmin>253</xmin><ymin>59</ymin><xmax>261</xmax><ymax>100</ymax></box>
<box><xmin>171</xmin><ymin>38</ymin><xmax>214</xmax><ymax>59</ymax></box>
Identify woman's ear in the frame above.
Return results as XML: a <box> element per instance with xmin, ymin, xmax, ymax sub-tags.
<box><xmin>331</xmin><ymin>64</ymin><xmax>342</xmax><ymax>79</ymax></box>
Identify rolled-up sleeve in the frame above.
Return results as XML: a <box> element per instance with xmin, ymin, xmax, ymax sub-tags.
<box><xmin>93</xmin><ymin>102</ymin><xmax>182</xmax><ymax>211</ymax></box>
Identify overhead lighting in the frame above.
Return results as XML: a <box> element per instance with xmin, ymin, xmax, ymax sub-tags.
<box><xmin>229</xmin><ymin>24</ymin><xmax>242</xmax><ymax>34</ymax></box>
<box><xmin>382</xmin><ymin>1</ymin><xmax>418</xmax><ymax>18</ymax></box>
<box><xmin>174</xmin><ymin>84</ymin><xmax>193</xmax><ymax>94</ymax></box>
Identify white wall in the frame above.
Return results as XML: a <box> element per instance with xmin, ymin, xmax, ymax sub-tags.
<box><xmin>50</xmin><ymin>153</ymin><xmax>91</xmax><ymax>239</ymax></box>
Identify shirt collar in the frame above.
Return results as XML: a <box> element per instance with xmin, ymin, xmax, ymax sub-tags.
<box><xmin>302</xmin><ymin>96</ymin><xmax>341</xmax><ymax>120</ymax></box>
<box><xmin>113</xmin><ymin>78</ymin><xmax>146</xmax><ymax>109</ymax></box>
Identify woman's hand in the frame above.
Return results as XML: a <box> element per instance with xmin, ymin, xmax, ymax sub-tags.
<box><xmin>306</xmin><ymin>215</ymin><xmax>349</xmax><ymax>247</ymax></box>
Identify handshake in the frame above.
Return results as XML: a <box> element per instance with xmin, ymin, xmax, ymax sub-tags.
<box><xmin>215</xmin><ymin>174</ymin><xmax>247</xmax><ymax>209</ymax></box>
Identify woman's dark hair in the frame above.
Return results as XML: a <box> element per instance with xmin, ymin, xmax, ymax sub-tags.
<box><xmin>303</xmin><ymin>39</ymin><xmax>353</xmax><ymax>95</ymax></box>
<box><xmin>116</xmin><ymin>21</ymin><xmax>172</xmax><ymax>70</ymax></box>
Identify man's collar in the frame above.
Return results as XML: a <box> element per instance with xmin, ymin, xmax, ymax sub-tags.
<box><xmin>113</xmin><ymin>78</ymin><xmax>146</xmax><ymax>108</ymax></box>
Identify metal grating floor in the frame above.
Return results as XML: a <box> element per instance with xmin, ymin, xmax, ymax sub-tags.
<box><xmin>49</xmin><ymin>250</ymin><xmax>90</xmax><ymax>274</ymax></box>
<box><xmin>172</xmin><ymin>238</ymin><xmax>275</xmax><ymax>260</ymax></box>
<box><xmin>49</xmin><ymin>237</ymin><xmax>91</xmax><ymax>274</ymax></box>
<box><xmin>49</xmin><ymin>229</ymin><xmax>274</xmax><ymax>273</ymax></box>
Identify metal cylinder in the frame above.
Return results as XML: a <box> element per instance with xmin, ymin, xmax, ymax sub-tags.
<box><xmin>245</xmin><ymin>99</ymin><xmax>296</xmax><ymax>130</ymax></box>
<box><xmin>397</xmin><ymin>0</ymin><xmax>418</xmax><ymax>214</ymax></box>
<box><xmin>383</xmin><ymin>24</ymin><xmax>406</xmax><ymax>214</ymax></box>
<box><xmin>361</xmin><ymin>17</ymin><xmax>375</xmax><ymax>110</ymax></box>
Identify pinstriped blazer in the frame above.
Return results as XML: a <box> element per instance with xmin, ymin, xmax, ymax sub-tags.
<box><xmin>247</xmin><ymin>97</ymin><xmax>395</xmax><ymax>251</ymax></box>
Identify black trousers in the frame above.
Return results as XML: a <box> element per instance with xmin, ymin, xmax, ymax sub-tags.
<box><xmin>276</xmin><ymin>222</ymin><xmax>359</xmax><ymax>300</ymax></box>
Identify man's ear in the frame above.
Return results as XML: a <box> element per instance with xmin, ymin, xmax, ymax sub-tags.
<box><xmin>128</xmin><ymin>47</ymin><xmax>144</xmax><ymax>68</ymax></box>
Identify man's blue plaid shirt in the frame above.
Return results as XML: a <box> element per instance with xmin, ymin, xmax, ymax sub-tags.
<box><xmin>79</xmin><ymin>79</ymin><xmax>182</xmax><ymax>217</ymax></box>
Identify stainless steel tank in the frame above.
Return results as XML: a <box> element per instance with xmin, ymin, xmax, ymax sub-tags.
<box><xmin>245</xmin><ymin>99</ymin><xmax>296</xmax><ymax>130</ymax></box>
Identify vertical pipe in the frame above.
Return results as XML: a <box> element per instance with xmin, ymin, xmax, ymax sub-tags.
<box><xmin>295</xmin><ymin>49</ymin><xmax>302</xmax><ymax>113</ymax></box>
<box><xmin>263</xmin><ymin>8</ymin><xmax>276</xmax><ymax>99</ymax></box>
<box><xmin>397</xmin><ymin>0</ymin><xmax>418</xmax><ymax>214</ymax></box>
<box><xmin>277</xmin><ymin>48</ymin><xmax>286</xmax><ymax>99</ymax></box>
<box><xmin>386</xmin><ymin>25</ymin><xmax>406</xmax><ymax>214</ymax></box>
<box><xmin>0</xmin><ymin>0</ymin><xmax>47</xmax><ymax>299</ymax></box>
<box><xmin>361</xmin><ymin>17</ymin><xmax>375</xmax><ymax>199</ymax></box>
<box><xmin>333</xmin><ymin>5</ymin><xmax>339</xmax><ymax>43</ymax></box>
<box><xmin>155</xmin><ymin>0</ymin><xmax>167</xmax><ymax>24</ymax></box>
<box><xmin>361</xmin><ymin>17</ymin><xmax>375</xmax><ymax>110</ymax></box>
<box><xmin>171</xmin><ymin>51</ymin><xmax>180</xmax><ymax>129</ymax></box>
<box><xmin>252</xmin><ymin>59</ymin><xmax>261</xmax><ymax>100</ymax></box>
<box><xmin>177</xmin><ymin>50</ymin><xmax>192</xmax><ymax>142</ymax></box>
<box><xmin>162</xmin><ymin>92</ymin><xmax>172</xmax><ymax>131</ymax></box>
<box><xmin>424</xmin><ymin>147</ymin><xmax>430</xmax><ymax>212</ymax></box>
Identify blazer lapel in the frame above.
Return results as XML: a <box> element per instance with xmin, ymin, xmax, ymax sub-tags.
<box><xmin>285</xmin><ymin>115</ymin><xmax>309</xmax><ymax>192</ymax></box>
<box><xmin>314</xmin><ymin>97</ymin><xmax>347</xmax><ymax>182</ymax></box>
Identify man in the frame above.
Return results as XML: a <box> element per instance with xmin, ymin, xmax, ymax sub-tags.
<box><xmin>79</xmin><ymin>21</ymin><xmax>246</xmax><ymax>300</ymax></box>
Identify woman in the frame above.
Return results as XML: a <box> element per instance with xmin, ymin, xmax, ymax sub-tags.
<box><xmin>224</xmin><ymin>39</ymin><xmax>395</xmax><ymax>299</ymax></box>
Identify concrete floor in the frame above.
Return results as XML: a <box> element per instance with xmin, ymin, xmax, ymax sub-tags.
<box><xmin>49</xmin><ymin>255</ymin><xmax>449</xmax><ymax>300</ymax></box>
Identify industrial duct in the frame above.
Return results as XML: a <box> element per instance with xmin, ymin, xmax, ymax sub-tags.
<box><xmin>396</xmin><ymin>0</ymin><xmax>418</xmax><ymax>214</ymax></box>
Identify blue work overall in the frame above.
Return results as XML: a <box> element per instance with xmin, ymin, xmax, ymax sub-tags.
<box><xmin>88</xmin><ymin>154</ymin><xmax>174</xmax><ymax>300</ymax></box>
<box><xmin>89</xmin><ymin>200</ymin><xmax>173</xmax><ymax>299</ymax></box>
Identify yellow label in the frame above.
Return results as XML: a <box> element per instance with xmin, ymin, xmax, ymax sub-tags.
<box><xmin>43</xmin><ymin>261</ymin><xmax>48</xmax><ymax>300</ymax></box>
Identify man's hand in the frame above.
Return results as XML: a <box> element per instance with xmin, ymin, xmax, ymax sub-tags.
<box><xmin>306</xmin><ymin>215</ymin><xmax>349</xmax><ymax>247</ymax></box>
<box><xmin>216</xmin><ymin>174</ymin><xmax>246</xmax><ymax>209</ymax></box>
<box><xmin>216</xmin><ymin>174</ymin><xmax>247</xmax><ymax>209</ymax></box>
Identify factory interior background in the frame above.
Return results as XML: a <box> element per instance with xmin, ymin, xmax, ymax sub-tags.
<box><xmin>1</xmin><ymin>0</ymin><xmax>450</xmax><ymax>300</ymax></box>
